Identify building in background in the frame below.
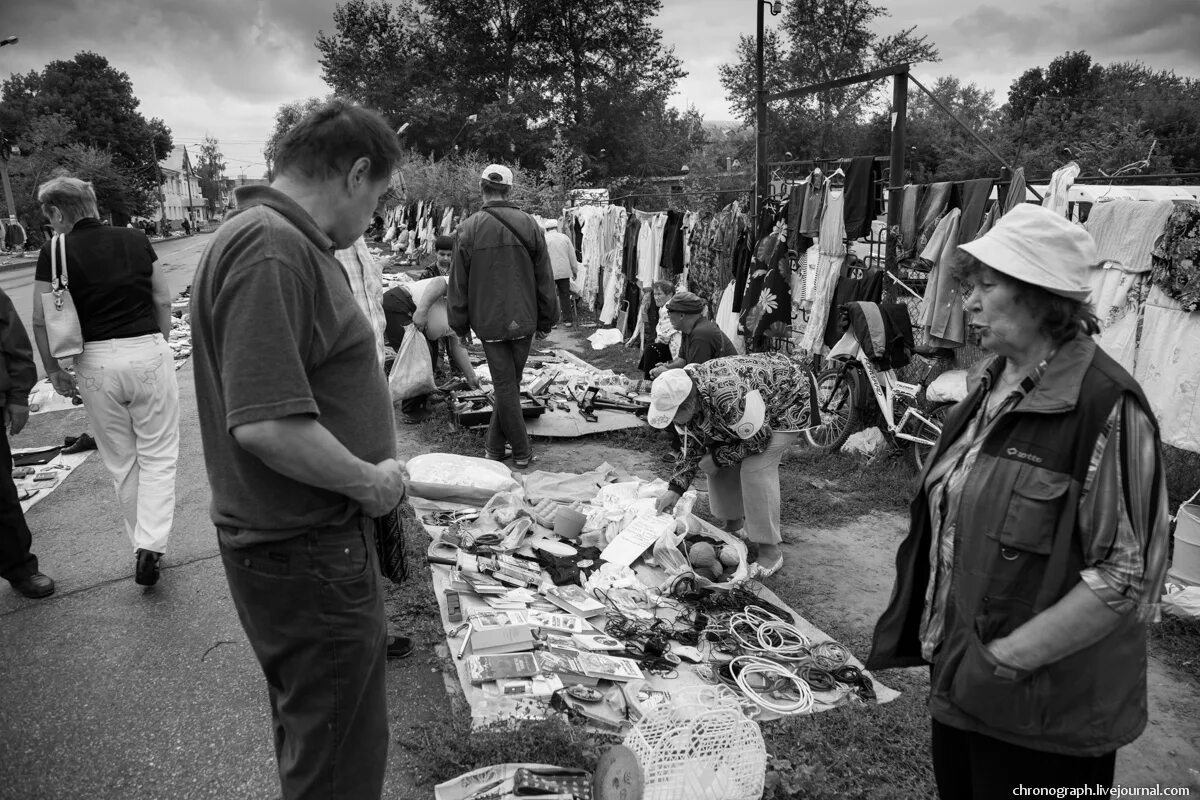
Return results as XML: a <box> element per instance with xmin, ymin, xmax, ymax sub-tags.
<box><xmin>155</xmin><ymin>145</ymin><xmax>207</xmax><ymax>225</ymax></box>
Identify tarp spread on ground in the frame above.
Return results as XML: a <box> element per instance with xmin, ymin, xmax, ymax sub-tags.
<box><xmin>406</xmin><ymin>454</ymin><xmax>898</xmax><ymax>731</ymax></box>
<box><xmin>457</xmin><ymin>349</ymin><xmax>648</xmax><ymax>438</ymax></box>
<box><xmin>13</xmin><ymin>445</ymin><xmax>94</xmax><ymax>512</ymax></box>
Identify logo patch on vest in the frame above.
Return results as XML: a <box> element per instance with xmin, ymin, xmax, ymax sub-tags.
<box><xmin>1005</xmin><ymin>446</ymin><xmax>1044</xmax><ymax>465</ymax></box>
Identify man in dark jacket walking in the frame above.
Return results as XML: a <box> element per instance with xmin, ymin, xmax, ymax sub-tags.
<box><xmin>449</xmin><ymin>164</ymin><xmax>555</xmax><ymax>469</ymax></box>
<box><xmin>0</xmin><ymin>288</ymin><xmax>55</xmax><ymax>598</ymax></box>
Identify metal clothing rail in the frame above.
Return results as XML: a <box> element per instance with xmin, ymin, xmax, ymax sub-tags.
<box><xmin>609</xmin><ymin>188</ymin><xmax>752</xmax><ymax>203</ymax></box>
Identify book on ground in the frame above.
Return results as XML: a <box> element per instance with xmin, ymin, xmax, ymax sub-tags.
<box><xmin>543</xmin><ymin>584</ymin><xmax>608</xmax><ymax>618</ymax></box>
<box><xmin>572</xmin><ymin>632</ymin><xmax>625</xmax><ymax>652</ymax></box>
<box><xmin>576</xmin><ymin>652</ymin><xmax>645</xmax><ymax>682</ymax></box>
<box><xmin>459</xmin><ymin>571</ymin><xmax>509</xmax><ymax>596</ymax></box>
<box><xmin>527</xmin><ymin>609</ymin><xmax>595</xmax><ymax>634</ymax></box>
<box><xmin>534</xmin><ymin>651</ymin><xmax>601</xmax><ymax>687</ymax></box>
<box><xmin>467</xmin><ymin>610</ymin><xmax>536</xmax><ymax>655</ymax></box>
<box><xmin>465</xmin><ymin>652</ymin><xmax>541</xmax><ymax>684</ymax></box>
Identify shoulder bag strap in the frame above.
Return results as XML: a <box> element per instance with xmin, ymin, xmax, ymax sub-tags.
<box><xmin>50</xmin><ymin>234</ymin><xmax>69</xmax><ymax>291</ymax></box>
<box><xmin>482</xmin><ymin>207</ymin><xmax>535</xmax><ymax>256</ymax></box>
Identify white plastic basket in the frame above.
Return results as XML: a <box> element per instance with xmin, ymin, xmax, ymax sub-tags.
<box><xmin>622</xmin><ymin>686</ymin><xmax>766</xmax><ymax>800</ymax></box>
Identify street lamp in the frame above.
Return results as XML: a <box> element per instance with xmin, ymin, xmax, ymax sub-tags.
<box><xmin>0</xmin><ymin>35</ymin><xmax>19</xmax><ymax>226</ymax></box>
<box><xmin>449</xmin><ymin>114</ymin><xmax>478</xmax><ymax>153</ymax></box>
<box><xmin>755</xmin><ymin>1</ymin><xmax>781</xmax><ymax>238</ymax></box>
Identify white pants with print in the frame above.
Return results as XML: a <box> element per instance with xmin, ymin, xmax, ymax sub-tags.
<box><xmin>74</xmin><ymin>334</ymin><xmax>180</xmax><ymax>554</ymax></box>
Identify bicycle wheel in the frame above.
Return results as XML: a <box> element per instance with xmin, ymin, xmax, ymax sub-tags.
<box><xmin>910</xmin><ymin>402</ymin><xmax>952</xmax><ymax>472</ymax></box>
<box><xmin>803</xmin><ymin>365</ymin><xmax>861</xmax><ymax>453</ymax></box>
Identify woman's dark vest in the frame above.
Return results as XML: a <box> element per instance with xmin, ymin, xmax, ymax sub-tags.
<box><xmin>867</xmin><ymin>336</ymin><xmax>1160</xmax><ymax>756</ymax></box>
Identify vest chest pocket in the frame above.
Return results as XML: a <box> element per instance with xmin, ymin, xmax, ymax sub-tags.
<box><xmin>988</xmin><ymin>464</ymin><xmax>1071</xmax><ymax>558</ymax></box>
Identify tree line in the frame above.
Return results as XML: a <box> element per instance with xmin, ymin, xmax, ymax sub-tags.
<box><xmin>717</xmin><ymin>2</ymin><xmax>1200</xmax><ymax>182</ymax></box>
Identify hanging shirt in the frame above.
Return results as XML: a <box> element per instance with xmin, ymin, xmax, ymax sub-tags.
<box><xmin>919</xmin><ymin>209</ymin><xmax>965</xmax><ymax>346</ymax></box>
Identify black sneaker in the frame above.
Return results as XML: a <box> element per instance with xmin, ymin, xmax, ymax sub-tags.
<box><xmin>135</xmin><ymin>549</ymin><xmax>162</xmax><ymax>586</ymax></box>
<box><xmin>386</xmin><ymin>635</ymin><xmax>415</xmax><ymax>659</ymax></box>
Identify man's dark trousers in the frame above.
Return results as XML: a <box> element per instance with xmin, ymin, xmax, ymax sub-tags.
<box><xmin>0</xmin><ymin>425</ymin><xmax>39</xmax><ymax>584</ymax></box>
<box><xmin>482</xmin><ymin>337</ymin><xmax>533</xmax><ymax>461</ymax></box>
<box><xmin>218</xmin><ymin>519</ymin><xmax>387</xmax><ymax>800</ymax></box>
<box><xmin>554</xmin><ymin>278</ymin><xmax>574</xmax><ymax>325</ymax></box>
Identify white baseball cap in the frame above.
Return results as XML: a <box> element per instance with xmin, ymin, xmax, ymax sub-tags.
<box><xmin>647</xmin><ymin>369</ymin><xmax>694</xmax><ymax>429</ymax></box>
<box><xmin>481</xmin><ymin>164</ymin><xmax>513</xmax><ymax>187</ymax></box>
<box><xmin>957</xmin><ymin>203</ymin><xmax>1095</xmax><ymax>301</ymax></box>
<box><xmin>542</xmin><ymin>219</ymin><xmax>558</xmax><ymax>230</ymax></box>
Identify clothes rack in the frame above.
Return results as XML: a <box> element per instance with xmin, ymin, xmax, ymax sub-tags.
<box><xmin>609</xmin><ymin>188</ymin><xmax>752</xmax><ymax>203</ymax></box>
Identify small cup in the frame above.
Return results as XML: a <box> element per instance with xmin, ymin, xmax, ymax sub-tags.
<box><xmin>554</xmin><ymin>507</ymin><xmax>588</xmax><ymax>540</ymax></box>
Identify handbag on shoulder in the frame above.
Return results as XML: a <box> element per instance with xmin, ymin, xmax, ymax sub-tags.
<box><xmin>39</xmin><ymin>234</ymin><xmax>84</xmax><ymax>358</ymax></box>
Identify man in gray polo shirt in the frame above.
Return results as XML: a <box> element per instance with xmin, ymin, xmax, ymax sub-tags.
<box><xmin>190</xmin><ymin>101</ymin><xmax>404</xmax><ymax>800</ymax></box>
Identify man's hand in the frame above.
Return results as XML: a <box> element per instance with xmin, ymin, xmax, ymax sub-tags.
<box><xmin>49</xmin><ymin>370</ymin><xmax>78</xmax><ymax>399</ymax></box>
<box><xmin>655</xmin><ymin>489</ymin><xmax>681</xmax><ymax>514</ymax></box>
<box><xmin>412</xmin><ymin>308</ymin><xmax>428</xmax><ymax>331</ymax></box>
<box><xmin>464</xmin><ymin>371</ymin><xmax>482</xmax><ymax>390</ymax></box>
<box><xmin>4</xmin><ymin>404</ymin><xmax>29</xmax><ymax>436</ymax></box>
<box><xmin>535</xmin><ymin>330</ymin><xmax>550</xmax><ymax>340</ymax></box>
<box><xmin>359</xmin><ymin>458</ymin><xmax>407</xmax><ymax>517</ymax></box>
<box><xmin>699</xmin><ymin>454</ymin><xmax>718</xmax><ymax>475</ymax></box>
<box><xmin>649</xmin><ymin>365</ymin><xmax>667</xmax><ymax>379</ymax></box>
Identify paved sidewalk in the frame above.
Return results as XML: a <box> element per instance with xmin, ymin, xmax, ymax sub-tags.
<box><xmin>1</xmin><ymin>340</ymin><xmax>449</xmax><ymax>798</ymax></box>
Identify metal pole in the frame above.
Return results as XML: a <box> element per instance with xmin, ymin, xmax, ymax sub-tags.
<box><xmin>0</xmin><ymin>157</ymin><xmax>16</xmax><ymax>225</ymax></box>
<box><xmin>886</xmin><ymin>71</ymin><xmax>907</xmax><ymax>274</ymax></box>
<box><xmin>754</xmin><ymin>0</ymin><xmax>767</xmax><ymax>239</ymax></box>
<box><xmin>907</xmin><ymin>72</ymin><xmax>1042</xmax><ymax>201</ymax></box>
<box><xmin>183</xmin><ymin>146</ymin><xmax>196</xmax><ymax>225</ymax></box>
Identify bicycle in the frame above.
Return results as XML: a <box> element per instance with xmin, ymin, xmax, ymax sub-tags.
<box><xmin>803</xmin><ymin>305</ymin><xmax>957</xmax><ymax>471</ymax></box>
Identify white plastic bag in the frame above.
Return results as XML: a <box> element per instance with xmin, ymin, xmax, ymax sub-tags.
<box><xmin>406</xmin><ymin>453</ymin><xmax>520</xmax><ymax>505</ymax></box>
<box><xmin>926</xmin><ymin>368</ymin><xmax>968</xmax><ymax>404</ymax></box>
<box><xmin>388</xmin><ymin>324</ymin><xmax>436</xmax><ymax>402</ymax></box>
<box><xmin>1162</xmin><ymin>585</ymin><xmax>1200</xmax><ymax>620</ymax></box>
<box><xmin>669</xmin><ymin>514</ymin><xmax>751</xmax><ymax>589</ymax></box>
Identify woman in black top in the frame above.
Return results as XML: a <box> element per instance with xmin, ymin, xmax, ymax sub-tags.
<box><xmin>32</xmin><ymin>177</ymin><xmax>180</xmax><ymax>587</ymax></box>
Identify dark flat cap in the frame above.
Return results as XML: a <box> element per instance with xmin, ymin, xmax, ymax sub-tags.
<box><xmin>665</xmin><ymin>291</ymin><xmax>705</xmax><ymax>313</ymax></box>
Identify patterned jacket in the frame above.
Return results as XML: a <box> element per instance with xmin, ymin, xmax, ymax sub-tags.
<box><xmin>667</xmin><ymin>353</ymin><xmax>809</xmax><ymax>494</ymax></box>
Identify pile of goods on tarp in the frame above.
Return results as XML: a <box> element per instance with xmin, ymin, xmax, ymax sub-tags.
<box><xmin>168</xmin><ymin>286</ymin><xmax>193</xmax><ymax>368</ymax></box>
<box><xmin>405</xmin><ymin>453</ymin><xmax>895</xmax><ymax>732</ymax></box>
<box><xmin>451</xmin><ymin>351</ymin><xmax>650</xmax><ymax>430</ymax></box>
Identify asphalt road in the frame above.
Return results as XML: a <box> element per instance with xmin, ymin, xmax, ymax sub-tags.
<box><xmin>0</xmin><ymin>232</ymin><xmax>451</xmax><ymax>799</ymax></box>
<box><xmin>0</xmin><ymin>233</ymin><xmax>209</xmax><ymax>379</ymax></box>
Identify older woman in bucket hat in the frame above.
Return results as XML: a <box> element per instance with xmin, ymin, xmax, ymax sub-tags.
<box><xmin>867</xmin><ymin>203</ymin><xmax>1171</xmax><ymax>798</ymax></box>
<box><xmin>648</xmin><ymin>352</ymin><xmax>809</xmax><ymax>577</ymax></box>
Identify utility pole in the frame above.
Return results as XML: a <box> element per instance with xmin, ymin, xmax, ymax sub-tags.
<box><xmin>0</xmin><ymin>35</ymin><xmax>18</xmax><ymax>227</ymax></box>
<box><xmin>0</xmin><ymin>141</ymin><xmax>16</xmax><ymax>227</ymax></box>
<box><xmin>182</xmin><ymin>145</ymin><xmax>196</xmax><ymax>224</ymax></box>
<box><xmin>754</xmin><ymin>1</ymin><xmax>781</xmax><ymax>240</ymax></box>
<box><xmin>886</xmin><ymin>71</ymin><xmax>908</xmax><ymax>278</ymax></box>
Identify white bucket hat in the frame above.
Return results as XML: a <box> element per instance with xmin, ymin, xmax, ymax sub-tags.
<box><xmin>958</xmin><ymin>203</ymin><xmax>1096</xmax><ymax>301</ymax></box>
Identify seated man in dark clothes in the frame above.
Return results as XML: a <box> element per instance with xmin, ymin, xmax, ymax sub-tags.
<box><xmin>645</xmin><ymin>289</ymin><xmax>737</xmax><ymax>460</ymax></box>
<box><xmin>649</xmin><ymin>290</ymin><xmax>738</xmax><ymax>379</ymax></box>
<box><xmin>382</xmin><ymin>275</ymin><xmax>479</xmax><ymax>423</ymax></box>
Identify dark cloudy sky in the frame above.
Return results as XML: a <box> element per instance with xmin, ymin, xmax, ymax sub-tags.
<box><xmin>2</xmin><ymin>0</ymin><xmax>1198</xmax><ymax>177</ymax></box>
